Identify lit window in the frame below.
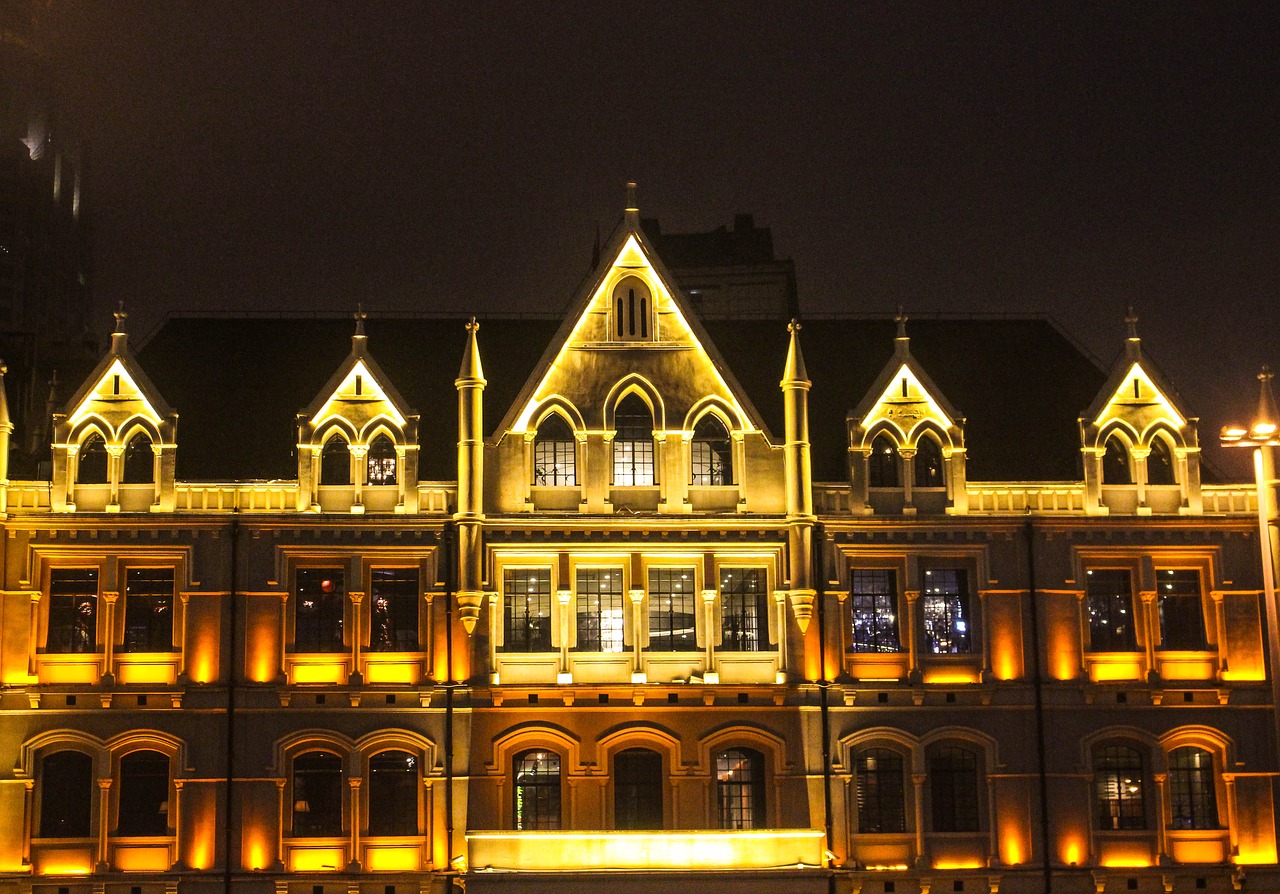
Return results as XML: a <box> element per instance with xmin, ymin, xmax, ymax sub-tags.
<box><xmin>691</xmin><ymin>415</ymin><xmax>732</xmax><ymax>486</ymax></box>
<box><xmin>368</xmin><ymin>750</ymin><xmax>418</xmax><ymax>836</ymax></box>
<box><xmin>1157</xmin><ymin>569</ymin><xmax>1208</xmax><ymax>651</ymax></box>
<box><xmin>366</xmin><ymin>434</ymin><xmax>397</xmax><ymax>485</ymax></box>
<box><xmin>849</xmin><ymin>569</ymin><xmax>901</xmax><ymax>653</ymax></box>
<box><xmin>613</xmin><ymin>394</ymin><xmax>655</xmax><ymax>486</ymax></box>
<box><xmin>855</xmin><ymin>747</ymin><xmax>906</xmax><ymax>833</ymax></box>
<box><xmin>929</xmin><ymin>745</ymin><xmax>980</xmax><ymax>833</ymax></box>
<box><xmin>533</xmin><ymin>415</ymin><xmax>576</xmax><ymax>486</ymax></box>
<box><xmin>320</xmin><ymin>437</ymin><xmax>350</xmax><ymax>485</ymax></box>
<box><xmin>292</xmin><ymin>751</ymin><xmax>344</xmax><ymax>837</ymax></box>
<box><xmin>47</xmin><ymin>568</ymin><xmax>99</xmax><ymax>654</ymax></box>
<box><xmin>1094</xmin><ymin>744</ymin><xmax>1146</xmax><ymax>830</ymax></box>
<box><xmin>122</xmin><ymin>433</ymin><xmax>153</xmax><ymax>484</ymax></box>
<box><xmin>715</xmin><ymin>748</ymin><xmax>765</xmax><ymax>830</ymax></box>
<box><xmin>123</xmin><ymin>568</ymin><xmax>174</xmax><ymax>652</ymax></box>
<box><xmin>1103</xmin><ymin>435</ymin><xmax>1131</xmax><ymax>484</ymax></box>
<box><xmin>370</xmin><ymin>568</ymin><xmax>419</xmax><ymax>652</ymax></box>
<box><xmin>720</xmin><ymin>568</ymin><xmax>769</xmax><ymax>652</ymax></box>
<box><xmin>1147</xmin><ymin>438</ymin><xmax>1176</xmax><ymax>485</ymax></box>
<box><xmin>39</xmin><ymin>750</ymin><xmax>93</xmax><ymax>837</ymax></box>
<box><xmin>648</xmin><ymin>568</ymin><xmax>697</xmax><ymax>652</ymax></box>
<box><xmin>614</xmin><ymin>748</ymin><xmax>663</xmax><ymax>830</ymax></box>
<box><xmin>1168</xmin><ymin>747</ymin><xmax>1219</xmax><ymax>830</ymax></box>
<box><xmin>117</xmin><ymin>750</ymin><xmax>169</xmax><ymax>836</ymax></box>
<box><xmin>868</xmin><ymin>434</ymin><xmax>900</xmax><ymax>487</ymax></box>
<box><xmin>575</xmin><ymin>568</ymin><xmax>625</xmax><ymax>652</ymax></box>
<box><xmin>294</xmin><ymin>568</ymin><xmax>345</xmax><ymax>653</ymax></box>
<box><xmin>921</xmin><ymin>568</ymin><xmax>972</xmax><ymax>654</ymax></box>
<box><xmin>914</xmin><ymin>436</ymin><xmax>944</xmax><ymax>488</ymax></box>
<box><xmin>1086</xmin><ymin>569</ymin><xmax>1137</xmax><ymax>652</ymax></box>
<box><xmin>514</xmin><ymin>750</ymin><xmax>560</xmax><ymax>830</ymax></box>
<box><xmin>503</xmin><ymin>569</ymin><xmax>552</xmax><ymax>652</ymax></box>
<box><xmin>78</xmin><ymin>433</ymin><xmax>108</xmax><ymax>484</ymax></box>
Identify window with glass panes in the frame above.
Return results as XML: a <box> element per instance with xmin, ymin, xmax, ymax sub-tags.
<box><xmin>612</xmin><ymin>394</ymin><xmax>654</xmax><ymax>486</ymax></box>
<box><xmin>39</xmin><ymin>751</ymin><xmax>92</xmax><ymax>837</ymax></box>
<box><xmin>849</xmin><ymin>569</ymin><xmax>901</xmax><ymax>652</ymax></box>
<box><xmin>117</xmin><ymin>750</ymin><xmax>169</xmax><ymax>836</ymax></box>
<box><xmin>856</xmin><ymin>747</ymin><xmax>906</xmax><ymax>833</ymax></box>
<box><xmin>366</xmin><ymin>435</ymin><xmax>397</xmax><ymax>485</ymax></box>
<box><xmin>294</xmin><ymin>569</ymin><xmax>345</xmax><ymax>652</ymax></box>
<box><xmin>614</xmin><ymin>748</ymin><xmax>663</xmax><ymax>830</ymax></box>
<box><xmin>368</xmin><ymin>750</ymin><xmax>419</xmax><ymax>836</ymax></box>
<box><xmin>575</xmin><ymin>568</ymin><xmax>625</xmax><ymax>652</ymax></box>
<box><xmin>1086</xmin><ymin>569</ymin><xmax>1137</xmax><ymax>651</ymax></box>
<box><xmin>533</xmin><ymin>415</ymin><xmax>576</xmax><ymax>485</ymax></box>
<box><xmin>1168</xmin><ymin>747</ymin><xmax>1218</xmax><ymax>830</ymax></box>
<box><xmin>1094</xmin><ymin>745</ymin><xmax>1146</xmax><ymax>830</ymax></box>
<box><xmin>123</xmin><ymin>568</ymin><xmax>174</xmax><ymax>652</ymax></box>
<box><xmin>648</xmin><ymin>568</ymin><xmax>697</xmax><ymax>651</ymax></box>
<box><xmin>513</xmin><ymin>750</ymin><xmax>560</xmax><ymax>830</ymax></box>
<box><xmin>1157</xmin><ymin>569</ymin><xmax>1208</xmax><ymax>651</ymax></box>
<box><xmin>503</xmin><ymin>569</ymin><xmax>552</xmax><ymax>652</ymax></box>
<box><xmin>47</xmin><ymin>569</ymin><xmax>99</xmax><ymax>654</ymax></box>
<box><xmin>929</xmin><ymin>746</ymin><xmax>980</xmax><ymax>832</ymax></box>
<box><xmin>691</xmin><ymin>416</ymin><xmax>732</xmax><ymax>486</ymax></box>
<box><xmin>370</xmin><ymin>568</ymin><xmax>419</xmax><ymax>651</ymax></box>
<box><xmin>715</xmin><ymin>748</ymin><xmax>764</xmax><ymax>829</ymax></box>
<box><xmin>720</xmin><ymin>568</ymin><xmax>769</xmax><ymax>651</ymax></box>
<box><xmin>292</xmin><ymin>751</ymin><xmax>344</xmax><ymax>837</ymax></box>
<box><xmin>921</xmin><ymin>568</ymin><xmax>972</xmax><ymax>654</ymax></box>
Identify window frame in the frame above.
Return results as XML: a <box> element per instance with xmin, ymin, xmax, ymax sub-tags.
<box><xmin>854</xmin><ymin>745</ymin><xmax>908</xmax><ymax>834</ymax></box>
<box><xmin>613</xmin><ymin>747</ymin><xmax>665</xmax><ymax>830</ymax></box>
<box><xmin>573</xmin><ymin>566</ymin><xmax>626</xmax><ymax>653</ymax></box>
<box><xmin>646</xmin><ymin>566</ymin><xmax>699</xmax><ymax>653</ymax></box>
<box><xmin>513</xmin><ymin>749</ymin><xmax>562</xmax><ymax>831</ymax></box>
<box><xmin>1093</xmin><ymin>742</ymin><xmax>1149</xmax><ymax>831</ymax></box>
<box><xmin>44</xmin><ymin>567</ymin><xmax>101</xmax><ymax>655</ymax></box>
<box><xmin>37</xmin><ymin>749</ymin><xmax>95</xmax><ymax>839</ymax></box>
<box><xmin>867</xmin><ymin>432</ymin><xmax>901</xmax><ymax>488</ymax></box>
<box><xmin>927</xmin><ymin>743</ymin><xmax>982</xmax><ymax>834</ymax></box>
<box><xmin>848</xmin><ymin>567</ymin><xmax>903</xmax><ymax>654</ymax></box>
<box><xmin>366</xmin><ymin>749</ymin><xmax>421</xmax><ymax>837</ymax></box>
<box><xmin>501</xmin><ymin>567</ymin><xmax>555</xmax><ymax>653</ymax></box>
<box><xmin>919</xmin><ymin>566</ymin><xmax>974</xmax><ymax>655</ymax></box>
<box><xmin>714</xmin><ymin>747</ymin><xmax>766</xmax><ymax>830</ymax></box>
<box><xmin>1155</xmin><ymin>567</ymin><xmax>1209</xmax><ymax>652</ymax></box>
<box><xmin>291</xmin><ymin>749</ymin><xmax>346</xmax><ymax>838</ymax></box>
<box><xmin>319</xmin><ymin>435</ymin><xmax>352</xmax><ymax>486</ymax></box>
<box><xmin>292</xmin><ymin>566</ymin><xmax>347</xmax><ymax>654</ymax></box>
<box><xmin>690</xmin><ymin>414</ymin><xmax>733</xmax><ymax>487</ymax></box>
<box><xmin>612</xmin><ymin>393</ymin><xmax>656</xmax><ymax>487</ymax></box>
<box><xmin>1084</xmin><ymin>567</ymin><xmax>1139</xmax><ymax>653</ymax></box>
<box><xmin>368</xmin><ymin>566</ymin><xmax>421</xmax><ymax>653</ymax></box>
<box><xmin>533</xmin><ymin>414</ymin><xmax>577</xmax><ymax>487</ymax></box>
<box><xmin>366</xmin><ymin>433</ymin><xmax>398</xmax><ymax>486</ymax></box>
<box><xmin>122</xmin><ymin>566</ymin><xmax>176</xmax><ymax>654</ymax></box>
<box><xmin>121</xmin><ymin>432</ymin><xmax>154</xmax><ymax>484</ymax></box>
<box><xmin>115</xmin><ymin>749</ymin><xmax>171</xmax><ymax>837</ymax></box>
<box><xmin>718</xmin><ymin>566</ymin><xmax>771</xmax><ymax>653</ymax></box>
<box><xmin>1167</xmin><ymin>746</ymin><xmax>1220</xmax><ymax>831</ymax></box>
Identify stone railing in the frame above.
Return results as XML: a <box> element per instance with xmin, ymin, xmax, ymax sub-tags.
<box><xmin>965</xmin><ymin>483</ymin><xmax>1086</xmax><ymax>513</ymax></box>
<box><xmin>1200</xmin><ymin>485</ymin><xmax>1257</xmax><ymax>514</ymax></box>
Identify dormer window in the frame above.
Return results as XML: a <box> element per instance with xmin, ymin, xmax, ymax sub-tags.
<box><xmin>1147</xmin><ymin>437</ymin><xmax>1175</xmax><ymax>485</ymax></box>
<box><xmin>78</xmin><ymin>434</ymin><xmax>108</xmax><ymax>484</ymax></box>
<box><xmin>1103</xmin><ymin>435</ymin><xmax>1131</xmax><ymax>484</ymax></box>
<box><xmin>534</xmin><ymin>415</ymin><xmax>576</xmax><ymax>486</ymax></box>
<box><xmin>868</xmin><ymin>434</ymin><xmax>900</xmax><ymax>487</ymax></box>
<box><xmin>367</xmin><ymin>434</ymin><xmax>397</xmax><ymax>486</ymax></box>
<box><xmin>914</xmin><ymin>435</ymin><xmax>944</xmax><ymax>488</ymax></box>
<box><xmin>613</xmin><ymin>276</ymin><xmax>651</xmax><ymax>341</ymax></box>
<box><xmin>122</xmin><ymin>433</ymin><xmax>153</xmax><ymax>484</ymax></box>
<box><xmin>691</xmin><ymin>415</ymin><xmax>732</xmax><ymax>486</ymax></box>
<box><xmin>320</xmin><ymin>437</ymin><xmax>351</xmax><ymax>486</ymax></box>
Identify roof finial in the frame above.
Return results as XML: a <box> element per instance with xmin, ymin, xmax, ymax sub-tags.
<box><xmin>787</xmin><ymin>318</ymin><xmax>801</xmax><ymax>334</ymax></box>
<box><xmin>895</xmin><ymin>306</ymin><xmax>908</xmax><ymax>339</ymax></box>
<box><xmin>466</xmin><ymin>316</ymin><xmax>479</xmax><ymax>333</ymax></box>
<box><xmin>1125</xmin><ymin>305</ymin><xmax>1139</xmax><ymax>340</ymax></box>
<box><xmin>625</xmin><ymin>180</ymin><xmax>639</xmax><ymax>226</ymax></box>
<box><xmin>354</xmin><ymin>302</ymin><xmax>367</xmax><ymax>338</ymax></box>
<box><xmin>113</xmin><ymin>301</ymin><xmax>127</xmax><ymax>335</ymax></box>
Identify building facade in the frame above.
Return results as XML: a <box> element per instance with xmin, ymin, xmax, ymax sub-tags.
<box><xmin>0</xmin><ymin>196</ymin><xmax>1275</xmax><ymax>894</ymax></box>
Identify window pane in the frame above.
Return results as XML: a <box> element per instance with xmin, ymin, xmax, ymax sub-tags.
<box><xmin>1095</xmin><ymin>745</ymin><xmax>1145</xmax><ymax>830</ymax></box>
<box><xmin>914</xmin><ymin>437</ymin><xmax>943</xmax><ymax>488</ymax></box>
<box><xmin>534</xmin><ymin>416</ymin><xmax>576</xmax><ymax>486</ymax></box>
<box><xmin>856</xmin><ymin>748</ymin><xmax>906</xmax><ymax>833</ymax></box>
<box><xmin>367</xmin><ymin>435</ymin><xmax>397</xmax><ymax>486</ymax></box>
<box><xmin>295</xmin><ymin>569</ymin><xmax>345</xmax><ymax>652</ymax></box>
<box><xmin>40</xmin><ymin>751</ymin><xmax>92</xmax><ymax>837</ymax></box>
<box><xmin>118</xmin><ymin>750</ymin><xmax>169</xmax><ymax>836</ymax></box>
<box><xmin>930</xmin><ymin>746</ymin><xmax>979</xmax><ymax>833</ymax></box>
<box><xmin>124</xmin><ymin>568</ymin><xmax>174</xmax><ymax>652</ymax></box>
<box><xmin>575</xmin><ymin>568</ymin><xmax>625</xmax><ymax>652</ymax></box>
<box><xmin>514</xmin><ymin>750</ymin><xmax>560</xmax><ymax>830</ymax></box>
<box><xmin>716</xmin><ymin>748</ymin><xmax>764</xmax><ymax>830</ymax></box>
<box><xmin>691</xmin><ymin>416</ymin><xmax>732</xmax><ymax>486</ymax></box>
<box><xmin>614</xmin><ymin>748</ymin><xmax>663</xmax><ymax>830</ymax></box>
<box><xmin>370</xmin><ymin>568</ymin><xmax>419</xmax><ymax>652</ymax></box>
<box><xmin>613</xmin><ymin>395</ymin><xmax>654</xmax><ymax>486</ymax></box>
<box><xmin>648</xmin><ymin>568</ymin><xmax>697</xmax><ymax>652</ymax></box>
<box><xmin>720</xmin><ymin>568</ymin><xmax>769</xmax><ymax>652</ymax></box>
<box><xmin>921</xmin><ymin>568</ymin><xmax>971</xmax><ymax>654</ymax></box>
<box><xmin>1086</xmin><ymin>569</ymin><xmax>1137</xmax><ymax>652</ymax></box>
<box><xmin>78</xmin><ymin>434</ymin><xmax>108</xmax><ymax>484</ymax></box>
<box><xmin>47</xmin><ymin>569</ymin><xmax>98</xmax><ymax>654</ymax></box>
<box><xmin>503</xmin><ymin>569</ymin><xmax>552</xmax><ymax>652</ymax></box>
<box><xmin>368</xmin><ymin>751</ymin><xmax>418</xmax><ymax>836</ymax></box>
<box><xmin>122</xmin><ymin>434</ymin><xmax>153</xmax><ymax>484</ymax></box>
<box><xmin>1157</xmin><ymin>570</ymin><xmax>1208</xmax><ymax>651</ymax></box>
<box><xmin>1169</xmin><ymin>747</ymin><xmax>1218</xmax><ymax>830</ymax></box>
<box><xmin>849</xmin><ymin>569</ymin><xmax>901</xmax><ymax>652</ymax></box>
<box><xmin>293</xmin><ymin>752</ymin><xmax>343</xmax><ymax>837</ymax></box>
<box><xmin>320</xmin><ymin>438</ymin><xmax>350</xmax><ymax>485</ymax></box>
<box><xmin>868</xmin><ymin>435</ymin><xmax>899</xmax><ymax>487</ymax></box>
<box><xmin>1147</xmin><ymin>438</ymin><xmax>1175</xmax><ymax>485</ymax></box>
<box><xmin>1103</xmin><ymin>437</ymin><xmax>1131</xmax><ymax>484</ymax></box>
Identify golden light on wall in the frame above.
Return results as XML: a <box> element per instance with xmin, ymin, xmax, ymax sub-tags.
<box><xmin>35</xmin><ymin>847</ymin><xmax>94</xmax><ymax>875</ymax></box>
<box><xmin>1061</xmin><ymin>836</ymin><xmax>1083</xmax><ymax>866</ymax></box>
<box><xmin>245</xmin><ymin>608</ymin><xmax>279</xmax><ymax>683</ymax></box>
<box><xmin>932</xmin><ymin>860</ymin><xmax>983</xmax><ymax>870</ymax></box>
<box><xmin>113</xmin><ymin>845</ymin><xmax>170</xmax><ymax>871</ymax></box>
<box><xmin>921</xmin><ymin>669</ymin><xmax>981</xmax><ymax>685</ymax></box>
<box><xmin>365</xmin><ymin>844</ymin><xmax>422</xmax><ymax>871</ymax></box>
<box><xmin>1000</xmin><ymin>830</ymin><xmax>1026</xmax><ymax>865</ymax></box>
<box><xmin>242</xmin><ymin>828</ymin><xmax>272</xmax><ymax>872</ymax></box>
<box><xmin>288</xmin><ymin>846</ymin><xmax>345</xmax><ymax>872</ymax></box>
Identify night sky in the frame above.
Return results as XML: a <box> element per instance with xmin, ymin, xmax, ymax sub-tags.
<box><xmin>43</xmin><ymin>3</ymin><xmax>1279</xmax><ymax>478</ymax></box>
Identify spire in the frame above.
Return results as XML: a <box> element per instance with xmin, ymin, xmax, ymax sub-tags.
<box><xmin>624</xmin><ymin>180</ymin><xmax>639</xmax><ymax>228</ymax></box>
<box><xmin>457</xmin><ymin>317</ymin><xmax>486</xmax><ymax>385</ymax></box>
<box><xmin>111</xmin><ymin>301</ymin><xmax>128</xmax><ymax>352</ymax></box>
<box><xmin>1124</xmin><ymin>305</ymin><xmax>1142</xmax><ymax>360</ymax></box>
<box><xmin>353</xmin><ymin>303</ymin><xmax>367</xmax><ymax>348</ymax></box>
<box><xmin>1255</xmin><ymin>365</ymin><xmax>1278</xmax><ymax>439</ymax></box>
<box><xmin>781</xmin><ymin>318</ymin><xmax>809</xmax><ymax>386</ymax></box>
<box><xmin>894</xmin><ymin>306</ymin><xmax>910</xmax><ymax>357</ymax></box>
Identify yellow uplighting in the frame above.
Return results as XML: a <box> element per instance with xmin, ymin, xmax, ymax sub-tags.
<box><xmin>288</xmin><ymin>846</ymin><xmax>345</xmax><ymax>872</ymax></box>
<box><xmin>365</xmin><ymin>660</ymin><xmax>421</xmax><ymax>685</ymax></box>
<box><xmin>35</xmin><ymin>848</ymin><xmax>94</xmax><ymax>875</ymax></box>
<box><xmin>365</xmin><ymin>844</ymin><xmax>422</xmax><ymax>871</ymax></box>
<box><xmin>290</xmin><ymin>662</ymin><xmax>347</xmax><ymax>684</ymax></box>
<box><xmin>1101</xmin><ymin>857</ymin><xmax>1152</xmax><ymax>868</ymax></box>
<box><xmin>114</xmin><ymin>845</ymin><xmax>171</xmax><ymax>871</ymax></box>
<box><xmin>1000</xmin><ymin>832</ymin><xmax>1025</xmax><ymax>865</ymax></box>
<box><xmin>1062</xmin><ymin>838</ymin><xmax>1083</xmax><ymax>865</ymax></box>
<box><xmin>933</xmin><ymin>860</ymin><xmax>983</xmax><ymax>870</ymax></box>
<box><xmin>921</xmin><ymin>670</ymin><xmax>981</xmax><ymax>685</ymax></box>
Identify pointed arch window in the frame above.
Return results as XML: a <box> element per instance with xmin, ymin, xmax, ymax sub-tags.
<box><xmin>613</xmin><ymin>394</ymin><xmax>654</xmax><ymax>486</ymax></box>
<box><xmin>368</xmin><ymin>750</ymin><xmax>419</xmax><ymax>836</ymax></box>
<box><xmin>715</xmin><ymin>748</ymin><xmax>765</xmax><ymax>829</ymax></box>
<box><xmin>122</xmin><ymin>432</ymin><xmax>153</xmax><ymax>484</ymax></box>
<box><xmin>914</xmin><ymin>435</ymin><xmax>944</xmax><ymax>488</ymax></box>
<box><xmin>117</xmin><ymin>750</ymin><xmax>169</xmax><ymax>836</ymax></box>
<box><xmin>533</xmin><ymin>414</ymin><xmax>576</xmax><ymax>486</ymax></box>
<box><xmin>513</xmin><ymin>750</ymin><xmax>561</xmax><ymax>830</ymax></box>
<box><xmin>613</xmin><ymin>276</ymin><xmax>651</xmax><ymax>341</ymax></box>
<box><xmin>1103</xmin><ymin>435</ymin><xmax>1131</xmax><ymax>484</ymax></box>
<box><xmin>614</xmin><ymin>748</ymin><xmax>663</xmax><ymax>830</ymax></box>
<box><xmin>855</xmin><ymin>747</ymin><xmax>906</xmax><ymax>833</ymax></box>
<box><xmin>691</xmin><ymin>415</ymin><xmax>733</xmax><ymax>486</ymax></box>
<box><xmin>868</xmin><ymin>434</ymin><xmax>900</xmax><ymax>487</ymax></box>
<box><xmin>320</xmin><ymin>436</ymin><xmax>351</xmax><ymax>485</ymax></box>
<box><xmin>366</xmin><ymin>434</ymin><xmax>397</xmax><ymax>486</ymax></box>
<box><xmin>1094</xmin><ymin>744</ymin><xmax>1146</xmax><ymax>830</ymax></box>
<box><xmin>39</xmin><ymin>750</ymin><xmax>93</xmax><ymax>837</ymax></box>
<box><xmin>292</xmin><ymin>751</ymin><xmax>344</xmax><ymax>837</ymax></box>
<box><xmin>1147</xmin><ymin>437</ymin><xmax>1175</xmax><ymax>485</ymax></box>
<box><xmin>78</xmin><ymin>433</ymin><xmax>108</xmax><ymax>484</ymax></box>
<box><xmin>1168</xmin><ymin>747</ymin><xmax>1218</xmax><ymax>830</ymax></box>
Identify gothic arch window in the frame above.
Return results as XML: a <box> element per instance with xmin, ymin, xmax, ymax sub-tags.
<box><xmin>1102</xmin><ymin>435</ymin><xmax>1131</xmax><ymax>484</ymax></box>
<box><xmin>367</xmin><ymin>434</ymin><xmax>397</xmax><ymax>486</ymax></box>
<box><xmin>868</xmin><ymin>433</ymin><xmax>900</xmax><ymax>488</ymax></box>
<box><xmin>855</xmin><ymin>746</ymin><xmax>907</xmax><ymax>833</ymax></box>
<box><xmin>533</xmin><ymin>414</ymin><xmax>576</xmax><ymax>486</ymax></box>
<box><xmin>320</xmin><ymin>436</ymin><xmax>351</xmax><ymax>486</ymax></box>
<box><xmin>39</xmin><ymin>750</ymin><xmax>93</xmax><ymax>837</ymax></box>
<box><xmin>122</xmin><ymin>432</ymin><xmax>153</xmax><ymax>484</ymax></box>
<box><xmin>292</xmin><ymin>751</ymin><xmax>344</xmax><ymax>837</ymax></box>
<box><xmin>1147</xmin><ymin>436</ymin><xmax>1176</xmax><ymax>485</ymax></box>
<box><xmin>914</xmin><ymin>434</ymin><xmax>944</xmax><ymax>488</ymax></box>
<box><xmin>1094</xmin><ymin>743</ymin><xmax>1147</xmax><ymax>830</ymax></box>
<box><xmin>613</xmin><ymin>276</ymin><xmax>651</xmax><ymax>341</ymax></box>
<box><xmin>1168</xmin><ymin>746</ymin><xmax>1218</xmax><ymax>830</ymax></box>
<box><xmin>691</xmin><ymin>414</ymin><xmax>732</xmax><ymax>486</ymax></box>
<box><xmin>513</xmin><ymin>749</ymin><xmax>561</xmax><ymax>830</ymax></box>
<box><xmin>78</xmin><ymin>433</ymin><xmax>108</xmax><ymax>484</ymax></box>
<box><xmin>367</xmin><ymin>750</ymin><xmax>418</xmax><ymax>836</ymax></box>
<box><xmin>613</xmin><ymin>394</ymin><xmax>655</xmax><ymax>486</ymax></box>
<box><xmin>117</xmin><ymin>750</ymin><xmax>169</xmax><ymax>836</ymax></box>
<box><xmin>614</xmin><ymin>747</ymin><xmax>663</xmax><ymax>830</ymax></box>
<box><xmin>715</xmin><ymin>747</ymin><xmax>764</xmax><ymax>830</ymax></box>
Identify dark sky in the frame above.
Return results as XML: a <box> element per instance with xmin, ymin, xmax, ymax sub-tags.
<box><xmin>43</xmin><ymin>2</ymin><xmax>1279</xmax><ymax>478</ymax></box>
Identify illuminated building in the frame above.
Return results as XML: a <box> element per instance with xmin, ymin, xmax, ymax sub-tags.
<box><xmin>0</xmin><ymin>187</ymin><xmax>1275</xmax><ymax>894</ymax></box>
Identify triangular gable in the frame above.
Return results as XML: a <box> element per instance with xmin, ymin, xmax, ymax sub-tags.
<box><xmin>497</xmin><ymin>214</ymin><xmax>773</xmax><ymax>441</ymax></box>
<box><xmin>62</xmin><ymin>332</ymin><xmax>176</xmax><ymax>442</ymax></box>
<box><xmin>1084</xmin><ymin>358</ymin><xmax>1187</xmax><ymax>440</ymax></box>
<box><xmin>848</xmin><ymin>339</ymin><xmax>963</xmax><ymax>446</ymax></box>
<box><xmin>303</xmin><ymin>351</ymin><xmax>413</xmax><ymax>440</ymax></box>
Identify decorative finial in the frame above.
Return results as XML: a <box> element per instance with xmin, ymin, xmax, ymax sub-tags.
<box><xmin>787</xmin><ymin>318</ymin><xmax>801</xmax><ymax>333</ymax></box>
<box><xmin>466</xmin><ymin>316</ymin><xmax>479</xmax><ymax>333</ymax></box>
<box><xmin>113</xmin><ymin>301</ymin><xmax>127</xmax><ymax>334</ymax></box>
<box><xmin>354</xmin><ymin>302</ymin><xmax>366</xmax><ymax>337</ymax></box>
<box><xmin>895</xmin><ymin>306</ymin><xmax>908</xmax><ymax>339</ymax></box>
<box><xmin>0</xmin><ymin>360</ymin><xmax>6</xmax><ymax>377</ymax></box>
<box><xmin>1260</xmin><ymin>365</ymin><xmax>1273</xmax><ymax>384</ymax></box>
<box><xmin>1125</xmin><ymin>306</ymin><xmax>1139</xmax><ymax>339</ymax></box>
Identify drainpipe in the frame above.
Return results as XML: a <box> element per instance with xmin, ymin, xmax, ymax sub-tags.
<box><xmin>814</xmin><ymin>522</ymin><xmax>834</xmax><ymax>886</ymax></box>
<box><xmin>443</xmin><ymin>519</ymin><xmax>456</xmax><ymax>879</ymax></box>
<box><xmin>224</xmin><ymin>510</ymin><xmax>239</xmax><ymax>894</ymax></box>
<box><xmin>1024</xmin><ymin>519</ymin><xmax>1053</xmax><ymax>892</ymax></box>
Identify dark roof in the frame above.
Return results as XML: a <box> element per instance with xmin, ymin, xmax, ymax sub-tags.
<box><xmin>640</xmin><ymin>215</ymin><xmax>780</xmax><ymax>268</ymax></box>
<box><xmin>137</xmin><ymin>314</ymin><xmax>1105</xmax><ymax>483</ymax></box>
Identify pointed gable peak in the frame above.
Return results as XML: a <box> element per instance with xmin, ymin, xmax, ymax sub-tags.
<box><xmin>1083</xmin><ymin>310</ymin><xmax>1192</xmax><ymax>438</ymax></box>
<box><xmin>61</xmin><ymin>307</ymin><xmax>175</xmax><ymax>437</ymax></box>
<box><xmin>781</xmin><ymin>319</ymin><xmax>809</xmax><ymax>387</ymax></box>
<box><xmin>303</xmin><ymin>314</ymin><xmax>415</xmax><ymax>435</ymax></box>
<box><xmin>848</xmin><ymin>313</ymin><xmax>963</xmax><ymax>440</ymax></box>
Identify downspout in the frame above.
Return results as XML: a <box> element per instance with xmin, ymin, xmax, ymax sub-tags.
<box><xmin>443</xmin><ymin>519</ymin><xmax>456</xmax><ymax>875</ymax></box>
<box><xmin>814</xmin><ymin>522</ymin><xmax>834</xmax><ymax>880</ymax></box>
<box><xmin>1024</xmin><ymin>519</ymin><xmax>1053</xmax><ymax>892</ymax></box>
<box><xmin>224</xmin><ymin>510</ymin><xmax>239</xmax><ymax>894</ymax></box>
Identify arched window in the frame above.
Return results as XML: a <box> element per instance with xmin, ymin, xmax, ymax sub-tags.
<box><xmin>78</xmin><ymin>433</ymin><xmax>108</xmax><ymax>484</ymax></box>
<box><xmin>855</xmin><ymin>747</ymin><xmax>906</xmax><ymax>833</ymax></box>
<box><xmin>691</xmin><ymin>415</ymin><xmax>733</xmax><ymax>486</ymax></box>
<box><xmin>1168</xmin><ymin>747</ymin><xmax>1218</xmax><ymax>830</ymax></box>
<box><xmin>122</xmin><ymin>433</ymin><xmax>153</xmax><ymax>484</ymax></box>
<box><xmin>613</xmin><ymin>394</ymin><xmax>655</xmax><ymax>486</ymax></box>
<box><xmin>533</xmin><ymin>414</ymin><xmax>576</xmax><ymax>486</ymax></box>
<box><xmin>868</xmin><ymin>434</ymin><xmax>900</xmax><ymax>487</ymax></box>
<box><xmin>613</xmin><ymin>276</ymin><xmax>651</xmax><ymax>340</ymax></box>
<box><xmin>914</xmin><ymin>435</ymin><xmax>944</xmax><ymax>488</ymax></box>
<box><xmin>715</xmin><ymin>748</ymin><xmax>765</xmax><ymax>829</ymax></box>
<box><xmin>1147</xmin><ymin>437</ymin><xmax>1175</xmax><ymax>485</ymax></box>
<box><xmin>320</xmin><ymin>436</ymin><xmax>351</xmax><ymax>486</ymax></box>
<box><xmin>39</xmin><ymin>750</ymin><xmax>93</xmax><ymax>837</ymax></box>
<box><xmin>117</xmin><ymin>750</ymin><xmax>169</xmax><ymax>836</ymax></box>
<box><xmin>1094</xmin><ymin>744</ymin><xmax>1146</xmax><ymax>830</ymax></box>
<box><xmin>368</xmin><ymin>750</ymin><xmax>418</xmax><ymax>836</ymax></box>
<box><xmin>292</xmin><ymin>751</ymin><xmax>343</xmax><ymax>837</ymax></box>
<box><xmin>929</xmin><ymin>745</ymin><xmax>980</xmax><ymax>833</ymax></box>
<box><xmin>513</xmin><ymin>750</ymin><xmax>561</xmax><ymax>830</ymax></box>
<box><xmin>614</xmin><ymin>748</ymin><xmax>663</xmax><ymax>830</ymax></box>
<box><xmin>1103</xmin><ymin>435</ymin><xmax>1131</xmax><ymax>484</ymax></box>
<box><xmin>366</xmin><ymin>434</ymin><xmax>397</xmax><ymax>486</ymax></box>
